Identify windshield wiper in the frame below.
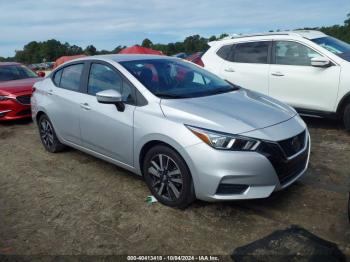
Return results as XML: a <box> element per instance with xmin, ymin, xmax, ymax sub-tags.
<box><xmin>153</xmin><ymin>92</ymin><xmax>188</xmax><ymax>99</ymax></box>
<box><xmin>209</xmin><ymin>85</ymin><xmax>239</xmax><ymax>96</ymax></box>
<box><xmin>225</xmin><ymin>80</ymin><xmax>241</xmax><ymax>90</ymax></box>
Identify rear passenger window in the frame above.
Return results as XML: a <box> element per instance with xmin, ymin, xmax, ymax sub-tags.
<box><xmin>233</xmin><ymin>42</ymin><xmax>269</xmax><ymax>64</ymax></box>
<box><xmin>53</xmin><ymin>69</ymin><xmax>62</xmax><ymax>86</ymax></box>
<box><xmin>60</xmin><ymin>64</ymin><xmax>84</xmax><ymax>91</ymax></box>
<box><xmin>216</xmin><ymin>44</ymin><xmax>232</xmax><ymax>60</ymax></box>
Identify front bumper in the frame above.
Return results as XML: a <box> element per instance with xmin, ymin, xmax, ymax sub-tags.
<box><xmin>185</xmin><ymin>118</ymin><xmax>310</xmax><ymax>202</ymax></box>
<box><xmin>0</xmin><ymin>95</ymin><xmax>32</xmax><ymax>121</ymax></box>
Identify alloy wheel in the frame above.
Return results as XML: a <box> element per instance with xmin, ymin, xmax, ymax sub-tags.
<box><xmin>148</xmin><ymin>154</ymin><xmax>183</xmax><ymax>200</ymax></box>
<box><xmin>40</xmin><ymin>119</ymin><xmax>54</xmax><ymax>149</ymax></box>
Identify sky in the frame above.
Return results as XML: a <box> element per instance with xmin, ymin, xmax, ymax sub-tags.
<box><xmin>1</xmin><ymin>0</ymin><xmax>350</xmax><ymax>57</ymax></box>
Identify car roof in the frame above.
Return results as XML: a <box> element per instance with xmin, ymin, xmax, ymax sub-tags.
<box><xmin>76</xmin><ymin>54</ymin><xmax>174</xmax><ymax>63</ymax></box>
<box><xmin>208</xmin><ymin>30</ymin><xmax>327</xmax><ymax>46</ymax></box>
<box><xmin>287</xmin><ymin>30</ymin><xmax>327</xmax><ymax>39</ymax></box>
<box><xmin>53</xmin><ymin>54</ymin><xmax>181</xmax><ymax>72</ymax></box>
<box><xmin>0</xmin><ymin>62</ymin><xmax>21</xmax><ymax>66</ymax></box>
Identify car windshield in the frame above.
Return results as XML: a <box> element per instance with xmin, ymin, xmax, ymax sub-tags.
<box><xmin>312</xmin><ymin>36</ymin><xmax>350</xmax><ymax>62</ymax></box>
<box><xmin>120</xmin><ymin>59</ymin><xmax>237</xmax><ymax>99</ymax></box>
<box><xmin>0</xmin><ymin>65</ymin><xmax>38</xmax><ymax>82</ymax></box>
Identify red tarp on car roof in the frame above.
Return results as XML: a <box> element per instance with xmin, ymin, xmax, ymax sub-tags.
<box><xmin>119</xmin><ymin>45</ymin><xmax>163</xmax><ymax>55</ymax></box>
<box><xmin>53</xmin><ymin>55</ymin><xmax>87</xmax><ymax>68</ymax></box>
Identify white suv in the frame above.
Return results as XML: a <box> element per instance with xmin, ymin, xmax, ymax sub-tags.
<box><xmin>202</xmin><ymin>30</ymin><xmax>350</xmax><ymax>131</ymax></box>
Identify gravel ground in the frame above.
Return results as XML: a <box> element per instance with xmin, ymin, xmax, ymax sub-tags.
<box><xmin>0</xmin><ymin>117</ymin><xmax>349</xmax><ymax>257</ymax></box>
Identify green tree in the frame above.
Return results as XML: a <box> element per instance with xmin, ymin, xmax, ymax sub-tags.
<box><xmin>97</xmin><ymin>49</ymin><xmax>111</xmax><ymax>55</ymax></box>
<box><xmin>14</xmin><ymin>41</ymin><xmax>40</xmax><ymax>64</ymax></box>
<box><xmin>8</xmin><ymin>11</ymin><xmax>350</xmax><ymax>64</ymax></box>
<box><xmin>141</xmin><ymin>38</ymin><xmax>153</xmax><ymax>48</ymax></box>
<box><xmin>84</xmin><ymin>45</ymin><xmax>97</xmax><ymax>56</ymax></box>
<box><xmin>112</xmin><ymin>45</ymin><xmax>126</xmax><ymax>53</ymax></box>
<box><xmin>0</xmin><ymin>56</ymin><xmax>12</xmax><ymax>62</ymax></box>
<box><xmin>344</xmin><ymin>13</ymin><xmax>350</xmax><ymax>27</ymax></box>
<box><xmin>208</xmin><ymin>35</ymin><xmax>217</xmax><ymax>42</ymax></box>
<box><xmin>68</xmin><ymin>45</ymin><xmax>83</xmax><ymax>55</ymax></box>
<box><xmin>166</xmin><ymin>43</ymin><xmax>177</xmax><ymax>54</ymax></box>
<box><xmin>183</xmin><ymin>35</ymin><xmax>208</xmax><ymax>53</ymax></box>
<box><xmin>13</xmin><ymin>39</ymin><xmax>84</xmax><ymax>64</ymax></box>
<box><xmin>218</xmin><ymin>33</ymin><xmax>229</xmax><ymax>39</ymax></box>
<box><xmin>40</xmin><ymin>39</ymin><xmax>67</xmax><ymax>61</ymax></box>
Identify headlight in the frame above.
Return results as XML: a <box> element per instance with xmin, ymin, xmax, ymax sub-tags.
<box><xmin>186</xmin><ymin>125</ymin><xmax>260</xmax><ymax>151</ymax></box>
<box><xmin>0</xmin><ymin>96</ymin><xmax>10</xmax><ymax>101</ymax></box>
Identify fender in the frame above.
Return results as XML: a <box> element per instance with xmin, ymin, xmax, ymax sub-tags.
<box><xmin>134</xmin><ymin>133</ymin><xmax>200</xmax><ymax>191</ymax></box>
<box><xmin>336</xmin><ymin>91</ymin><xmax>350</xmax><ymax>116</ymax></box>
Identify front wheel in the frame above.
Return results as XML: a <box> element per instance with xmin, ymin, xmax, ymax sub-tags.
<box><xmin>343</xmin><ymin>103</ymin><xmax>350</xmax><ymax>132</ymax></box>
<box><xmin>348</xmin><ymin>192</ymin><xmax>350</xmax><ymax>223</ymax></box>
<box><xmin>344</xmin><ymin>103</ymin><xmax>350</xmax><ymax>132</ymax></box>
<box><xmin>143</xmin><ymin>145</ymin><xmax>195</xmax><ymax>209</ymax></box>
<box><xmin>38</xmin><ymin>114</ymin><xmax>66</xmax><ymax>153</ymax></box>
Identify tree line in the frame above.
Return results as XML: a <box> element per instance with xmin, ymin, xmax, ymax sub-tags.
<box><xmin>1</xmin><ymin>13</ymin><xmax>349</xmax><ymax>64</ymax></box>
<box><xmin>0</xmin><ymin>34</ymin><xmax>227</xmax><ymax>64</ymax></box>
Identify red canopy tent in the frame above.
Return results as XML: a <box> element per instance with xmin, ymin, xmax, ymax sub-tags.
<box><xmin>53</xmin><ymin>55</ymin><xmax>87</xmax><ymax>68</ymax></box>
<box><xmin>119</xmin><ymin>45</ymin><xmax>163</xmax><ymax>55</ymax></box>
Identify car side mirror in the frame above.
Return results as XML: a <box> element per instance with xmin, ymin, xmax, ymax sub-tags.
<box><xmin>96</xmin><ymin>89</ymin><xmax>125</xmax><ymax>112</ymax></box>
<box><xmin>311</xmin><ymin>56</ymin><xmax>331</xmax><ymax>67</ymax></box>
<box><xmin>37</xmin><ymin>71</ymin><xmax>46</xmax><ymax>77</ymax></box>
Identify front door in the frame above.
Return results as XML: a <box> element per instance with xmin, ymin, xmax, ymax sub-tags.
<box><xmin>79</xmin><ymin>62</ymin><xmax>136</xmax><ymax>166</ymax></box>
<box><xmin>269</xmin><ymin>40</ymin><xmax>341</xmax><ymax>112</ymax></box>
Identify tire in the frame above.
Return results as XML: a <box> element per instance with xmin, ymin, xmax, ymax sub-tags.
<box><xmin>344</xmin><ymin>103</ymin><xmax>350</xmax><ymax>132</ymax></box>
<box><xmin>38</xmin><ymin>114</ymin><xmax>65</xmax><ymax>153</ymax></box>
<box><xmin>143</xmin><ymin>145</ymin><xmax>196</xmax><ymax>209</ymax></box>
<box><xmin>348</xmin><ymin>192</ymin><xmax>350</xmax><ymax>223</ymax></box>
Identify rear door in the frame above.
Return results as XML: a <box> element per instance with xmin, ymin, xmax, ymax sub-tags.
<box><xmin>268</xmin><ymin>40</ymin><xmax>340</xmax><ymax>112</ymax></box>
<box><xmin>47</xmin><ymin>62</ymin><xmax>86</xmax><ymax>145</ymax></box>
<box><xmin>78</xmin><ymin>61</ymin><xmax>136</xmax><ymax>166</ymax></box>
<box><xmin>220</xmin><ymin>41</ymin><xmax>272</xmax><ymax>95</ymax></box>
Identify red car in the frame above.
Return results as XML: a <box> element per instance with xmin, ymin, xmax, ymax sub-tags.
<box><xmin>0</xmin><ymin>62</ymin><xmax>42</xmax><ymax>121</ymax></box>
<box><xmin>185</xmin><ymin>52</ymin><xmax>204</xmax><ymax>67</ymax></box>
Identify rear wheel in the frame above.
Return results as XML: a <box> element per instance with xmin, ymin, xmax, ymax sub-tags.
<box><xmin>38</xmin><ymin>114</ymin><xmax>65</xmax><ymax>153</ymax></box>
<box><xmin>343</xmin><ymin>103</ymin><xmax>350</xmax><ymax>132</ymax></box>
<box><xmin>143</xmin><ymin>145</ymin><xmax>195</xmax><ymax>209</ymax></box>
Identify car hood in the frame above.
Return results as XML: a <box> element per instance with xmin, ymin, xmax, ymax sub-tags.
<box><xmin>160</xmin><ymin>89</ymin><xmax>297</xmax><ymax>134</ymax></box>
<box><xmin>0</xmin><ymin>78</ymin><xmax>40</xmax><ymax>95</ymax></box>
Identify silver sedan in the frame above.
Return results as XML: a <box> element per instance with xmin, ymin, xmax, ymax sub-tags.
<box><xmin>31</xmin><ymin>54</ymin><xmax>310</xmax><ymax>208</ymax></box>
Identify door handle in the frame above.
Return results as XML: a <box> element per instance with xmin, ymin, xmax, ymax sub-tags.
<box><xmin>224</xmin><ymin>67</ymin><xmax>235</xmax><ymax>72</ymax></box>
<box><xmin>47</xmin><ymin>90</ymin><xmax>54</xmax><ymax>95</ymax></box>
<box><xmin>271</xmin><ymin>72</ymin><xmax>284</xmax><ymax>77</ymax></box>
<box><xmin>80</xmin><ymin>103</ymin><xmax>91</xmax><ymax>110</ymax></box>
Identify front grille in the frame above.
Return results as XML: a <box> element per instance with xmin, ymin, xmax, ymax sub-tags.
<box><xmin>16</xmin><ymin>95</ymin><xmax>31</xmax><ymax>105</ymax></box>
<box><xmin>0</xmin><ymin>112</ymin><xmax>8</xmax><ymax>117</ymax></box>
<box><xmin>273</xmin><ymin>146</ymin><xmax>308</xmax><ymax>185</ymax></box>
<box><xmin>257</xmin><ymin>137</ymin><xmax>309</xmax><ymax>186</ymax></box>
<box><xmin>216</xmin><ymin>184</ymin><xmax>249</xmax><ymax>195</ymax></box>
<box><xmin>278</xmin><ymin>131</ymin><xmax>306</xmax><ymax>158</ymax></box>
<box><xmin>16</xmin><ymin>109</ymin><xmax>31</xmax><ymax>116</ymax></box>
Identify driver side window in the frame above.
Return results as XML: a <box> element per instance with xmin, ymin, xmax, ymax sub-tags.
<box><xmin>88</xmin><ymin>63</ymin><xmax>122</xmax><ymax>95</ymax></box>
<box><xmin>88</xmin><ymin>63</ymin><xmax>134</xmax><ymax>103</ymax></box>
<box><xmin>275</xmin><ymin>41</ymin><xmax>321</xmax><ymax>66</ymax></box>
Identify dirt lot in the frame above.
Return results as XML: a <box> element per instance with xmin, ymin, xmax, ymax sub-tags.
<box><xmin>0</xmin><ymin>117</ymin><xmax>349</xmax><ymax>257</ymax></box>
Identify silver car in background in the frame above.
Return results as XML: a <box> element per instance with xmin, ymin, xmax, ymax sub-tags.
<box><xmin>32</xmin><ymin>55</ymin><xmax>310</xmax><ymax>208</ymax></box>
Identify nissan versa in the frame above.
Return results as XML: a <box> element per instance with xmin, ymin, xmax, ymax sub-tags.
<box><xmin>32</xmin><ymin>55</ymin><xmax>310</xmax><ymax>208</ymax></box>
